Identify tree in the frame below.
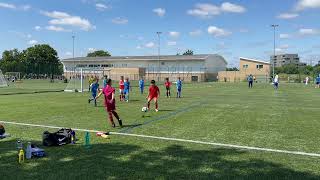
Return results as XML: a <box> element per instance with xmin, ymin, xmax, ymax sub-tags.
<box><xmin>182</xmin><ymin>49</ymin><xmax>194</xmax><ymax>56</ymax></box>
<box><xmin>282</xmin><ymin>64</ymin><xmax>299</xmax><ymax>74</ymax></box>
<box><xmin>23</xmin><ymin>44</ymin><xmax>62</xmax><ymax>77</ymax></box>
<box><xmin>226</xmin><ymin>67</ymin><xmax>239</xmax><ymax>71</ymax></box>
<box><xmin>87</xmin><ymin>50</ymin><xmax>111</xmax><ymax>57</ymax></box>
<box><xmin>0</xmin><ymin>49</ymin><xmax>25</xmax><ymax>73</ymax></box>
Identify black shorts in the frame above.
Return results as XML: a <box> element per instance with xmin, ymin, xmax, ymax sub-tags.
<box><xmin>166</xmin><ymin>87</ymin><xmax>170</xmax><ymax>91</ymax></box>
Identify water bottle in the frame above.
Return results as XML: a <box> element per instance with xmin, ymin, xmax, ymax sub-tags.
<box><xmin>16</xmin><ymin>140</ymin><xmax>23</xmax><ymax>150</ymax></box>
<box><xmin>84</xmin><ymin>132</ymin><xmax>90</xmax><ymax>149</ymax></box>
<box><xmin>26</xmin><ymin>142</ymin><xmax>32</xmax><ymax>159</ymax></box>
<box><xmin>18</xmin><ymin>149</ymin><xmax>25</xmax><ymax>164</ymax></box>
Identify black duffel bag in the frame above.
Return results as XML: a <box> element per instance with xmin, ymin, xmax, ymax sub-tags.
<box><xmin>43</xmin><ymin>128</ymin><xmax>73</xmax><ymax>146</ymax></box>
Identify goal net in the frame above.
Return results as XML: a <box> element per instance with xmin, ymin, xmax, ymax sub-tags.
<box><xmin>64</xmin><ymin>68</ymin><xmax>109</xmax><ymax>92</ymax></box>
<box><xmin>0</xmin><ymin>69</ymin><xmax>8</xmax><ymax>87</ymax></box>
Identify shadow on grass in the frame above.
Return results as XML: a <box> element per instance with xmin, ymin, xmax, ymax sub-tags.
<box><xmin>0</xmin><ymin>139</ymin><xmax>319</xmax><ymax>180</ymax></box>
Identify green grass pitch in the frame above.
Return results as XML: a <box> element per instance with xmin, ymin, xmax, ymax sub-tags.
<box><xmin>1</xmin><ymin>80</ymin><xmax>320</xmax><ymax>179</ymax></box>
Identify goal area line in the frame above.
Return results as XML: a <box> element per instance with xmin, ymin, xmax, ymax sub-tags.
<box><xmin>1</xmin><ymin>120</ymin><xmax>320</xmax><ymax>158</ymax></box>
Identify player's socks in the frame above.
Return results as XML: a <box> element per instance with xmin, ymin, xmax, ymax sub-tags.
<box><xmin>155</xmin><ymin>109</ymin><xmax>159</xmax><ymax>112</ymax></box>
<box><xmin>88</xmin><ymin>99</ymin><xmax>91</xmax><ymax>103</ymax></box>
<box><xmin>118</xmin><ymin>119</ymin><xmax>123</xmax><ymax>127</ymax></box>
<box><xmin>94</xmin><ymin>100</ymin><xmax>97</xmax><ymax>107</ymax></box>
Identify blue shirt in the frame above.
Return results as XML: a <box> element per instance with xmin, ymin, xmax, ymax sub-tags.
<box><xmin>139</xmin><ymin>80</ymin><xmax>144</xmax><ymax>88</ymax></box>
<box><xmin>176</xmin><ymin>80</ymin><xmax>182</xmax><ymax>89</ymax></box>
<box><xmin>124</xmin><ymin>81</ymin><xmax>130</xmax><ymax>90</ymax></box>
<box><xmin>247</xmin><ymin>76</ymin><xmax>253</xmax><ymax>82</ymax></box>
<box><xmin>91</xmin><ymin>83</ymin><xmax>99</xmax><ymax>94</ymax></box>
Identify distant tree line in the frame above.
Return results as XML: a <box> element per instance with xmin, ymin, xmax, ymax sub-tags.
<box><xmin>87</xmin><ymin>50</ymin><xmax>111</xmax><ymax>57</ymax></box>
<box><xmin>275</xmin><ymin>64</ymin><xmax>320</xmax><ymax>76</ymax></box>
<box><xmin>0</xmin><ymin>44</ymin><xmax>63</xmax><ymax>78</ymax></box>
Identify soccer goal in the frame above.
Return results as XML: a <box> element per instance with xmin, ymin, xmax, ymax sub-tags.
<box><xmin>0</xmin><ymin>69</ymin><xmax>8</xmax><ymax>87</ymax></box>
<box><xmin>64</xmin><ymin>68</ymin><xmax>110</xmax><ymax>92</ymax></box>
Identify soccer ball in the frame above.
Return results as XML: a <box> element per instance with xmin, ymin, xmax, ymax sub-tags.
<box><xmin>141</xmin><ymin>107</ymin><xmax>147</xmax><ymax>112</ymax></box>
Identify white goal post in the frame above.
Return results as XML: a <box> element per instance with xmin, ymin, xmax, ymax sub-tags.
<box><xmin>0</xmin><ymin>69</ymin><xmax>8</xmax><ymax>87</ymax></box>
<box><xmin>64</xmin><ymin>68</ymin><xmax>110</xmax><ymax>92</ymax></box>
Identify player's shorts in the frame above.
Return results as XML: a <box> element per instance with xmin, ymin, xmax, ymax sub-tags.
<box><xmin>166</xmin><ymin>87</ymin><xmax>170</xmax><ymax>91</ymax></box>
<box><xmin>177</xmin><ymin>88</ymin><xmax>182</xmax><ymax>92</ymax></box>
<box><xmin>92</xmin><ymin>93</ymin><xmax>97</xmax><ymax>98</ymax></box>
<box><xmin>316</xmin><ymin>82</ymin><xmax>320</xmax><ymax>85</ymax></box>
<box><xmin>274</xmin><ymin>82</ymin><xmax>279</xmax><ymax>86</ymax></box>
<box><xmin>148</xmin><ymin>96</ymin><xmax>158</xmax><ymax>101</ymax></box>
<box><xmin>124</xmin><ymin>89</ymin><xmax>129</xmax><ymax>94</ymax></box>
<box><xmin>119</xmin><ymin>89</ymin><xmax>124</xmax><ymax>94</ymax></box>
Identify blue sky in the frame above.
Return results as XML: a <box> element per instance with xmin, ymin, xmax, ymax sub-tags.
<box><xmin>1</xmin><ymin>0</ymin><xmax>320</xmax><ymax>67</ymax></box>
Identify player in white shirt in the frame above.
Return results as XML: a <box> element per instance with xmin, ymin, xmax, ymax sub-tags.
<box><xmin>274</xmin><ymin>74</ymin><xmax>279</xmax><ymax>89</ymax></box>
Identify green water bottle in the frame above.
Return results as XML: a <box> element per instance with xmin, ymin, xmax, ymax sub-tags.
<box><xmin>84</xmin><ymin>132</ymin><xmax>91</xmax><ymax>149</ymax></box>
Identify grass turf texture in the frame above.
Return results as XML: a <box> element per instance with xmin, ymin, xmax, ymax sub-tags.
<box><xmin>1</xmin><ymin>81</ymin><xmax>320</xmax><ymax>179</ymax></box>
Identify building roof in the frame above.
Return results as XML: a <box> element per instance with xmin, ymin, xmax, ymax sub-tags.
<box><xmin>61</xmin><ymin>54</ymin><xmax>217</xmax><ymax>62</ymax></box>
<box><xmin>240</xmin><ymin>57</ymin><xmax>270</xmax><ymax>65</ymax></box>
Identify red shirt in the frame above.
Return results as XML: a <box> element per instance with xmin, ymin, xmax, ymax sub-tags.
<box><xmin>164</xmin><ymin>81</ymin><xmax>171</xmax><ymax>88</ymax></box>
<box><xmin>148</xmin><ymin>85</ymin><xmax>159</xmax><ymax>98</ymax></box>
<box><xmin>119</xmin><ymin>80</ymin><xmax>124</xmax><ymax>90</ymax></box>
<box><xmin>103</xmin><ymin>85</ymin><xmax>116</xmax><ymax>109</ymax></box>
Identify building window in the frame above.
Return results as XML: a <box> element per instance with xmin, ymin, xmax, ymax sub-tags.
<box><xmin>256</xmin><ymin>64</ymin><xmax>263</xmax><ymax>69</ymax></box>
<box><xmin>243</xmin><ymin>64</ymin><xmax>248</xmax><ymax>68</ymax></box>
<box><xmin>161</xmin><ymin>62</ymin><xmax>165</xmax><ymax>65</ymax></box>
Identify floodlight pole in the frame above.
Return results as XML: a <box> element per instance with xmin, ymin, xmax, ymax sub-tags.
<box><xmin>157</xmin><ymin>32</ymin><xmax>162</xmax><ymax>81</ymax></box>
<box><xmin>271</xmin><ymin>24</ymin><xmax>279</xmax><ymax>80</ymax></box>
<box><xmin>72</xmin><ymin>35</ymin><xmax>75</xmax><ymax>90</ymax></box>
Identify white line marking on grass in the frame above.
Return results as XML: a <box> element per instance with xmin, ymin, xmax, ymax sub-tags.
<box><xmin>1</xmin><ymin>120</ymin><xmax>320</xmax><ymax>158</ymax></box>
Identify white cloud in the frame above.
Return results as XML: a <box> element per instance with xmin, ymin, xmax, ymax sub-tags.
<box><xmin>279</xmin><ymin>44</ymin><xmax>290</xmax><ymax>49</ymax></box>
<box><xmin>21</xmin><ymin>5</ymin><xmax>31</xmax><ymax>11</ymax></box>
<box><xmin>221</xmin><ymin>2</ymin><xmax>246</xmax><ymax>13</ymax></box>
<box><xmin>136</xmin><ymin>45</ymin><xmax>143</xmax><ymax>49</ymax></box>
<box><xmin>277</xmin><ymin>13</ymin><xmax>299</xmax><ymax>19</ymax></box>
<box><xmin>189</xmin><ymin>30</ymin><xmax>202</xmax><ymax>36</ymax></box>
<box><xmin>280</xmin><ymin>33</ymin><xmax>291</xmax><ymax>39</ymax></box>
<box><xmin>169</xmin><ymin>31</ymin><xmax>180</xmax><ymax>38</ymax></box>
<box><xmin>145</xmin><ymin>42</ymin><xmax>155</xmax><ymax>48</ymax></box>
<box><xmin>34</xmin><ymin>26</ymin><xmax>42</xmax><ymax>31</ymax></box>
<box><xmin>187</xmin><ymin>2</ymin><xmax>246</xmax><ymax>18</ymax></box>
<box><xmin>296</xmin><ymin>0</ymin><xmax>320</xmax><ymax>10</ymax></box>
<box><xmin>46</xmin><ymin>25</ymin><xmax>71</xmax><ymax>32</ymax></box>
<box><xmin>111</xmin><ymin>17</ymin><xmax>128</xmax><ymax>25</ymax></box>
<box><xmin>0</xmin><ymin>3</ymin><xmax>16</xmax><ymax>9</ymax></box>
<box><xmin>153</xmin><ymin>8</ymin><xmax>166</xmax><ymax>17</ymax></box>
<box><xmin>96</xmin><ymin>3</ymin><xmax>109</xmax><ymax>11</ymax></box>
<box><xmin>208</xmin><ymin>26</ymin><xmax>232</xmax><ymax>37</ymax></box>
<box><xmin>187</xmin><ymin>3</ymin><xmax>220</xmax><ymax>18</ymax></box>
<box><xmin>26</xmin><ymin>34</ymin><xmax>32</xmax><ymax>39</ymax></box>
<box><xmin>0</xmin><ymin>3</ymin><xmax>31</xmax><ymax>11</ymax></box>
<box><xmin>28</xmin><ymin>40</ymin><xmax>38</xmax><ymax>45</ymax></box>
<box><xmin>299</xmin><ymin>28</ymin><xmax>319</xmax><ymax>35</ymax></box>
<box><xmin>167</xmin><ymin>41</ymin><xmax>177</xmax><ymax>46</ymax></box>
<box><xmin>65</xmin><ymin>51</ymin><xmax>72</xmax><ymax>56</ymax></box>
<box><xmin>88</xmin><ymin>48</ymin><xmax>96</xmax><ymax>52</ymax></box>
<box><xmin>42</xmin><ymin>11</ymin><xmax>95</xmax><ymax>31</ymax></box>
<box><xmin>239</xmin><ymin>28</ymin><xmax>249</xmax><ymax>33</ymax></box>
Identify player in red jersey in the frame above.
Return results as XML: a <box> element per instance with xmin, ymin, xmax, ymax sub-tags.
<box><xmin>164</xmin><ymin>78</ymin><xmax>171</xmax><ymax>98</ymax></box>
<box><xmin>146</xmin><ymin>80</ymin><xmax>160</xmax><ymax>112</ymax></box>
<box><xmin>119</xmin><ymin>76</ymin><xmax>125</xmax><ymax>101</ymax></box>
<box><xmin>96</xmin><ymin>78</ymin><xmax>123</xmax><ymax>128</ymax></box>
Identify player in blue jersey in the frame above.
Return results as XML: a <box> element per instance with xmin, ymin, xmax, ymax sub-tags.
<box><xmin>88</xmin><ymin>78</ymin><xmax>100</xmax><ymax>107</ymax></box>
<box><xmin>316</xmin><ymin>75</ymin><xmax>320</xmax><ymax>88</ymax></box>
<box><xmin>124</xmin><ymin>77</ymin><xmax>131</xmax><ymax>102</ymax></box>
<box><xmin>139</xmin><ymin>78</ymin><xmax>144</xmax><ymax>94</ymax></box>
<box><xmin>176</xmin><ymin>77</ymin><xmax>182</xmax><ymax>98</ymax></box>
<box><xmin>103</xmin><ymin>75</ymin><xmax>108</xmax><ymax>88</ymax></box>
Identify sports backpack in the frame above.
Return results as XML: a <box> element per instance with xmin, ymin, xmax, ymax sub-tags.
<box><xmin>42</xmin><ymin>128</ymin><xmax>73</xmax><ymax>146</ymax></box>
